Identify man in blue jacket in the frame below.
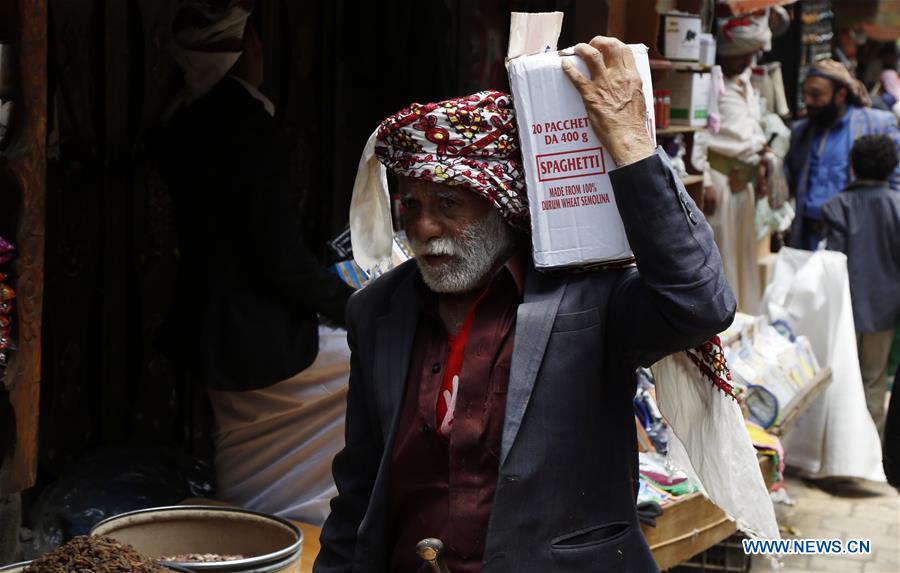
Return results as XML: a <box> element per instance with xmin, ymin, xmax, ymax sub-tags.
<box><xmin>786</xmin><ymin>59</ymin><xmax>900</xmax><ymax>250</ymax></box>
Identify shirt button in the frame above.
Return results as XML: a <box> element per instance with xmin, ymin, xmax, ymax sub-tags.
<box><xmin>432</xmin><ymin>362</ymin><xmax>441</xmax><ymax>374</ymax></box>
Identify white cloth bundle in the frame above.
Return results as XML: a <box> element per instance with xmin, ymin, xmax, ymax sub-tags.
<box><xmin>761</xmin><ymin>248</ymin><xmax>885</xmax><ymax>481</ymax></box>
<box><xmin>652</xmin><ymin>353</ymin><xmax>780</xmax><ymax>540</ymax></box>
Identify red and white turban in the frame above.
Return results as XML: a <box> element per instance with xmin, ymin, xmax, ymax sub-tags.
<box><xmin>350</xmin><ymin>90</ymin><xmax>528</xmax><ymax>276</ymax></box>
<box><xmin>716</xmin><ymin>12</ymin><xmax>772</xmax><ymax>57</ymax></box>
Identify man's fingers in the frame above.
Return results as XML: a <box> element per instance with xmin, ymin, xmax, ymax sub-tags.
<box><xmin>588</xmin><ymin>35</ymin><xmax>626</xmax><ymax>66</ymax></box>
<box><xmin>573</xmin><ymin>42</ymin><xmax>606</xmax><ymax>77</ymax></box>
<box><xmin>621</xmin><ymin>46</ymin><xmax>638</xmax><ymax>72</ymax></box>
<box><xmin>561</xmin><ymin>59</ymin><xmax>590</xmax><ymax>95</ymax></box>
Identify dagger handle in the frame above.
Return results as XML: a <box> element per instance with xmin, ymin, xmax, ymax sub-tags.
<box><xmin>416</xmin><ymin>538</ymin><xmax>452</xmax><ymax>573</ymax></box>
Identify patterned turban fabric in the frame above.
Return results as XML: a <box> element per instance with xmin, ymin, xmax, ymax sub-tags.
<box><xmin>374</xmin><ymin>90</ymin><xmax>530</xmax><ymax>231</ymax></box>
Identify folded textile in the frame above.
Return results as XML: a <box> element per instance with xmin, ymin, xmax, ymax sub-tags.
<box><xmin>639</xmin><ymin>452</ymin><xmax>696</xmax><ymax>496</ymax></box>
<box><xmin>637</xmin><ymin>478</ymin><xmax>670</xmax><ymax>506</ymax></box>
<box><xmin>637</xmin><ymin>500</ymin><xmax>664</xmax><ymax>527</ymax></box>
<box><xmin>746</xmin><ymin>421</ymin><xmax>785</xmax><ymax>485</ymax></box>
<box><xmin>331</xmin><ymin>260</ymin><xmax>369</xmax><ymax>290</ymax></box>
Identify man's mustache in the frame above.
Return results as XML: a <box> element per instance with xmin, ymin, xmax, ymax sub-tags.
<box><xmin>412</xmin><ymin>238</ymin><xmax>460</xmax><ymax>257</ymax></box>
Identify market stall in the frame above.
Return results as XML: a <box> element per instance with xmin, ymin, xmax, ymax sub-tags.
<box><xmin>630</xmin><ymin>308</ymin><xmax>831</xmax><ymax>569</ymax></box>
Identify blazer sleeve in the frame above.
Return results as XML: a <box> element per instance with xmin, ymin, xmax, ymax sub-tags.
<box><xmin>821</xmin><ymin>198</ymin><xmax>848</xmax><ymax>253</ymax></box>
<box><xmin>314</xmin><ymin>294</ymin><xmax>381</xmax><ymax>573</ymax></box>
<box><xmin>606</xmin><ymin>148</ymin><xmax>737</xmax><ymax>367</ymax></box>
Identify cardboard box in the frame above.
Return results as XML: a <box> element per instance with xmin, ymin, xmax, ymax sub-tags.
<box><xmin>656</xmin><ymin>71</ymin><xmax>710</xmax><ymax>127</ymax></box>
<box><xmin>698</xmin><ymin>33</ymin><xmax>716</xmax><ymax>66</ymax></box>
<box><xmin>507</xmin><ymin>45</ymin><xmax>656</xmax><ymax>269</ymax></box>
<box><xmin>659</xmin><ymin>12</ymin><xmax>701</xmax><ymax>62</ymax></box>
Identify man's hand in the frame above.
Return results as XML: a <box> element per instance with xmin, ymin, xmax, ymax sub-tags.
<box><xmin>756</xmin><ymin>163</ymin><xmax>769</xmax><ymax>199</ymax></box>
<box><xmin>561</xmin><ymin>36</ymin><xmax>655</xmax><ymax>167</ymax></box>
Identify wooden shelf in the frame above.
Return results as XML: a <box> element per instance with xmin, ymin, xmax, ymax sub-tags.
<box><xmin>656</xmin><ymin>125</ymin><xmax>706</xmax><ymax>136</ymax></box>
<box><xmin>640</xmin><ymin>454</ymin><xmax>774</xmax><ymax>570</ymax></box>
<box><xmin>650</xmin><ymin>59</ymin><xmax>712</xmax><ymax>73</ymax></box>
<box><xmin>670</xmin><ymin>62</ymin><xmax>713</xmax><ymax>72</ymax></box>
<box><xmin>759</xmin><ymin>453</ymin><xmax>776</xmax><ymax>491</ymax></box>
<box><xmin>681</xmin><ymin>175</ymin><xmax>704</xmax><ymax>186</ymax></box>
<box><xmin>770</xmin><ymin>367</ymin><xmax>833</xmax><ymax>437</ymax></box>
<box><xmin>641</xmin><ymin>493</ymin><xmax>736</xmax><ymax>570</ymax></box>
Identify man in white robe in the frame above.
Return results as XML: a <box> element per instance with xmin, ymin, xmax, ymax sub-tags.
<box><xmin>693</xmin><ymin>13</ymin><xmax>771</xmax><ymax>313</ymax></box>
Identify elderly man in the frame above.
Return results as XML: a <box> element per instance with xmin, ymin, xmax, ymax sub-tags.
<box><xmin>693</xmin><ymin>11</ymin><xmax>771</xmax><ymax>313</ymax></box>
<box><xmin>315</xmin><ymin>37</ymin><xmax>735</xmax><ymax>573</ymax></box>
<box><xmin>786</xmin><ymin>59</ymin><xmax>900</xmax><ymax>250</ymax></box>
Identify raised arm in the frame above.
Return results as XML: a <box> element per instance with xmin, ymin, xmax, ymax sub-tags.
<box><xmin>564</xmin><ymin>36</ymin><xmax>736</xmax><ymax>366</ymax></box>
<box><xmin>606</xmin><ymin>150</ymin><xmax>736</xmax><ymax>365</ymax></box>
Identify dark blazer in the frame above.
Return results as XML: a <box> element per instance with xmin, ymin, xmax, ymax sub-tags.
<box><xmin>161</xmin><ymin>77</ymin><xmax>354</xmax><ymax>391</ymax></box>
<box><xmin>315</xmin><ymin>150</ymin><xmax>736</xmax><ymax>573</ymax></box>
<box><xmin>822</xmin><ymin>179</ymin><xmax>900</xmax><ymax>333</ymax></box>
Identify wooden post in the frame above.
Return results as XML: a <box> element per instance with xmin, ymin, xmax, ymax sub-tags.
<box><xmin>625</xmin><ymin>0</ymin><xmax>662</xmax><ymax>56</ymax></box>
<box><xmin>0</xmin><ymin>0</ymin><xmax>46</xmax><ymax>496</ymax></box>
<box><xmin>606</xmin><ymin>0</ymin><xmax>627</xmax><ymax>39</ymax></box>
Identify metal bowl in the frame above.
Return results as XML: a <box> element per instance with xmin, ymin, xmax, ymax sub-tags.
<box><xmin>0</xmin><ymin>560</ymin><xmax>192</xmax><ymax>572</ymax></box>
<box><xmin>90</xmin><ymin>505</ymin><xmax>303</xmax><ymax>572</ymax></box>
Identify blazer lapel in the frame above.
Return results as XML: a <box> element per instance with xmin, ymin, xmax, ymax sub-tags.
<box><xmin>500</xmin><ymin>267</ymin><xmax>566</xmax><ymax>466</ymax></box>
<box><xmin>373</xmin><ymin>272</ymin><xmax>421</xmax><ymax>443</ymax></box>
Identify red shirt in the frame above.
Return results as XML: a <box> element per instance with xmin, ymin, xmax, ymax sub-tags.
<box><xmin>388</xmin><ymin>254</ymin><xmax>525</xmax><ymax>573</ymax></box>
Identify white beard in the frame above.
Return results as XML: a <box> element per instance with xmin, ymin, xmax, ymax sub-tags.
<box><xmin>410</xmin><ymin>209</ymin><xmax>518</xmax><ymax>294</ymax></box>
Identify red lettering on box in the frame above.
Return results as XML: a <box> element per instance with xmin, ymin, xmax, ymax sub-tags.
<box><xmin>535</xmin><ymin>147</ymin><xmax>607</xmax><ymax>182</ymax></box>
